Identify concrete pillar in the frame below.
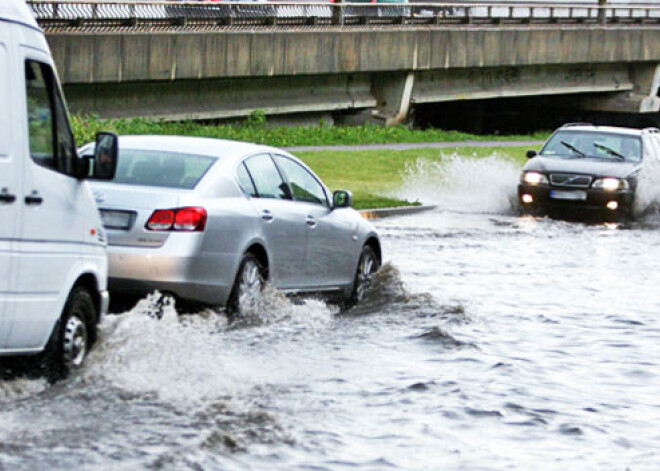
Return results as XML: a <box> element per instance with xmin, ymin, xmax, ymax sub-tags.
<box><xmin>598</xmin><ymin>0</ymin><xmax>607</xmax><ymax>25</ymax></box>
<box><xmin>582</xmin><ymin>63</ymin><xmax>660</xmax><ymax>113</ymax></box>
<box><xmin>371</xmin><ymin>72</ymin><xmax>415</xmax><ymax>126</ymax></box>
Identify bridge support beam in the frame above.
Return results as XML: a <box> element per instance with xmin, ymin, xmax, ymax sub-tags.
<box><xmin>582</xmin><ymin>64</ymin><xmax>660</xmax><ymax>114</ymax></box>
<box><xmin>62</xmin><ymin>74</ymin><xmax>376</xmax><ymax>121</ymax></box>
<box><xmin>371</xmin><ymin>72</ymin><xmax>415</xmax><ymax>126</ymax></box>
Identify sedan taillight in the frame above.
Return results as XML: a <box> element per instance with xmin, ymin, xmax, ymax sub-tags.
<box><xmin>146</xmin><ymin>207</ymin><xmax>207</xmax><ymax>232</ymax></box>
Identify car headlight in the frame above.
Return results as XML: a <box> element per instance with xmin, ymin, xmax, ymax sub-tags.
<box><xmin>522</xmin><ymin>171</ymin><xmax>548</xmax><ymax>185</ymax></box>
<box><xmin>592</xmin><ymin>177</ymin><xmax>629</xmax><ymax>191</ymax></box>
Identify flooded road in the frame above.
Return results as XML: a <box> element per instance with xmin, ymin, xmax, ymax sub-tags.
<box><xmin>2</xmin><ymin>155</ymin><xmax>660</xmax><ymax>470</ymax></box>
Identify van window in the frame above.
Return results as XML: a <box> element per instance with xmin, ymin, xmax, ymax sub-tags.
<box><xmin>25</xmin><ymin>60</ymin><xmax>76</xmax><ymax>175</ymax></box>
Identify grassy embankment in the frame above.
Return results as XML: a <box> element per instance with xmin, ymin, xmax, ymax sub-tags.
<box><xmin>72</xmin><ymin>115</ymin><xmax>544</xmax><ymax>209</ymax></box>
<box><xmin>296</xmin><ymin>147</ymin><xmax>532</xmax><ymax>209</ymax></box>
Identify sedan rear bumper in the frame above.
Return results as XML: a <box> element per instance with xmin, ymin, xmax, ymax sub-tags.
<box><xmin>107</xmin><ymin>248</ymin><xmax>238</xmax><ymax>306</ymax></box>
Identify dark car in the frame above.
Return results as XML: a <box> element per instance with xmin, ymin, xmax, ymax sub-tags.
<box><xmin>518</xmin><ymin>124</ymin><xmax>660</xmax><ymax>219</ymax></box>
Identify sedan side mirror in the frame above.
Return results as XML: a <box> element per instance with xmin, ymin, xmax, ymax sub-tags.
<box><xmin>526</xmin><ymin>150</ymin><xmax>538</xmax><ymax>159</ymax></box>
<box><xmin>93</xmin><ymin>132</ymin><xmax>119</xmax><ymax>180</ymax></box>
<box><xmin>333</xmin><ymin>190</ymin><xmax>353</xmax><ymax>209</ymax></box>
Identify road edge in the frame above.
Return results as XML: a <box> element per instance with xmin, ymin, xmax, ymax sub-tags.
<box><xmin>359</xmin><ymin>204</ymin><xmax>437</xmax><ymax>220</ymax></box>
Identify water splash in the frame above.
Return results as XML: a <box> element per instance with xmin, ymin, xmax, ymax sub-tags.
<box><xmin>345</xmin><ymin>263</ymin><xmax>469</xmax><ymax>325</ymax></box>
<box><xmin>633</xmin><ymin>155</ymin><xmax>660</xmax><ymax>220</ymax></box>
<box><xmin>0</xmin><ymin>378</ymin><xmax>48</xmax><ymax>403</ymax></box>
<box><xmin>81</xmin><ymin>290</ymin><xmax>336</xmax><ymax>402</ymax></box>
<box><xmin>392</xmin><ymin>153</ymin><xmax>522</xmax><ymax>214</ymax></box>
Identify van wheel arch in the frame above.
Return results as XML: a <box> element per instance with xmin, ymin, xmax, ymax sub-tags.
<box><xmin>73</xmin><ymin>274</ymin><xmax>102</xmax><ymax>335</ymax></box>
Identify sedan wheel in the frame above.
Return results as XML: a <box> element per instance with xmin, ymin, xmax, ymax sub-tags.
<box><xmin>349</xmin><ymin>246</ymin><xmax>380</xmax><ymax>305</ymax></box>
<box><xmin>229</xmin><ymin>254</ymin><xmax>265</xmax><ymax>317</ymax></box>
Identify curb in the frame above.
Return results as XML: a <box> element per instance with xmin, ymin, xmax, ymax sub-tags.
<box><xmin>359</xmin><ymin>205</ymin><xmax>437</xmax><ymax>220</ymax></box>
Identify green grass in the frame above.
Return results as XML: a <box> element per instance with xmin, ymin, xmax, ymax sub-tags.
<box><xmin>296</xmin><ymin>146</ymin><xmax>532</xmax><ymax>210</ymax></box>
<box><xmin>72</xmin><ymin>114</ymin><xmax>549</xmax><ymax>149</ymax></box>
<box><xmin>71</xmin><ymin>114</ymin><xmax>541</xmax><ymax>210</ymax></box>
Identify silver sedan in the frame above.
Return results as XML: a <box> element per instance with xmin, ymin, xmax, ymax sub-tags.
<box><xmin>85</xmin><ymin>136</ymin><xmax>381</xmax><ymax>314</ymax></box>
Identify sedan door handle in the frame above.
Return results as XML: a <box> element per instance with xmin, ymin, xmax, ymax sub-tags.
<box><xmin>262</xmin><ymin>209</ymin><xmax>274</xmax><ymax>222</ymax></box>
<box><xmin>306</xmin><ymin>216</ymin><xmax>317</xmax><ymax>228</ymax></box>
<box><xmin>0</xmin><ymin>189</ymin><xmax>16</xmax><ymax>204</ymax></box>
<box><xmin>25</xmin><ymin>193</ymin><xmax>43</xmax><ymax>206</ymax></box>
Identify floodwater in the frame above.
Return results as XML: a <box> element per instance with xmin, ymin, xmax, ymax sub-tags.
<box><xmin>2</xmin><ymin>154</ymin><xmax>660</xmax><ymax>470</ymax></box>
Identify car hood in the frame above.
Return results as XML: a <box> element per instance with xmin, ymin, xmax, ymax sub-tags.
<box><xmin>524</xmin><ymin>156</ymin><xmax>640</xmax><ymax>178</ymax></box>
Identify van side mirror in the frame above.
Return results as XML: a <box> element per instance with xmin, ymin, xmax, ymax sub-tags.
<box><xmin>526</xmin><ymin>150</ymin><xmax>538</xmax><ymax>159</ymax></box>
<box><xmin>92</xmin><ymin>132</ymin><xmax>118</xmax><ymax>180</ymax></box>
<box><xmin>333</xmin><ymin>190</ymin><xmax>353</xmax><ymax>208</ymax></box>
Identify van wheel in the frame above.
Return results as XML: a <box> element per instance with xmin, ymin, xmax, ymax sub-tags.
<box><xmin>347</xmin><ymin>246</ymin><xmax>380</xmax><ymax>307</ymax></box>
<box><xmin>227</xmin><ymin>254</ymin><xmax>265</xmax><ymax>318</ymax></box>
<box><xmin>43</xmin><ymin>287</ymin><xmax>96</xmax><ymax>381</ymax></box>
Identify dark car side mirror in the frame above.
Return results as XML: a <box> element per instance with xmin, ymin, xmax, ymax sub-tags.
<box><xmin>92</xmin><ymin>132</ymin><xmax>119</xmax><ymax>180</ymax></box>
<box><xmin>526</xmin><ymin>150</ymin><xmax>538</xmax><ymax>159</ymax></box>
<box><xmin>333</xmin><ymin>190</ymin><xmax>353</xmax><ymax>209</ymax></box>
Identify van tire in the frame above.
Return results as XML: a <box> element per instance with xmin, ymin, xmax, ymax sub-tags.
<box><xmin>42</xmin><ymin>287</ymin><xmax>96</xmax><ymax>382</ymax></box>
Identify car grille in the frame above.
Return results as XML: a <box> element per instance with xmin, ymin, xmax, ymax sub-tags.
<box><xmin>549</xmin><ymin>173</ymin><xmax>593</xmax><ymax>188</ymax></box>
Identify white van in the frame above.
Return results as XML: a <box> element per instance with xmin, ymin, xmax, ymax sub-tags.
<box><xmin>0</xmin><ymin>0</ymin><xmax>118</xmax><ymax>377</ymax></box>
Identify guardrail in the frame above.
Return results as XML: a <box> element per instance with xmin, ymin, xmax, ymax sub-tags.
<box><xmin>26</xmin><ymin>1</ymin><xmax>660</xmax><ymax>31</ymax></box>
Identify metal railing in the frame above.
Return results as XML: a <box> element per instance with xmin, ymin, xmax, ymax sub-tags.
<box><xmin>26</xmin><ymin>1</ymin><xmax>660</xmax><ymax>32</ymax></box>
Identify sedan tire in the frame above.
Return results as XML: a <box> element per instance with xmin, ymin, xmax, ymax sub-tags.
<box><xmin>227</xmin><ymin>253</ymin><xmax>266</xmax><ymax>318</ymax></box>
<box><xmin>347</xmin><ymin>245</ymin><xmax>380</xmax><ymax>307</ymax></box>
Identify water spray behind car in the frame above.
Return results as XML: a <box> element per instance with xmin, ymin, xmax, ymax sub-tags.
<box><xmin>633</xmin><ymin>152</ymin><xmax>660</xmax><ymax>220</ymax></box>
<box><xmin>392</xmin><ymin>153</ymin><xmax>522</xmax><ymax>215</ymax></box>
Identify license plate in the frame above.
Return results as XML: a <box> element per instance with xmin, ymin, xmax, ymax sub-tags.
<box><xmin>100</xmin><ymin>210</ymin><xmax>134</xmax><ymax>230</ymax></box>
<box><xmin>550</xmin><ymin>190</ymin><xmax>587</xmax><ymax>201</ymax></box>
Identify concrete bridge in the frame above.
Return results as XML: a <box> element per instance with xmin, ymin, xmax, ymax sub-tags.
<box><xmin>30</xmin><ymin>1</ymin><xmax>660</xmax><ymax>125</ymax></box>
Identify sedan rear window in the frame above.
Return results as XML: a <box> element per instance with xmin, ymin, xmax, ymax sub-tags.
<box><xmin>112</xmin><ymin>149</ymin><xmax>216</xmax><ymax>189</ymax></box>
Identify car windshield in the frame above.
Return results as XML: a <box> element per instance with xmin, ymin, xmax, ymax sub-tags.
<box><xmin>111</xmin><ymin>149</ymin><xmax>216</xmax><ymax>189</ymax></box>
<box><xmin>541</xmin><ymin>130</ymin><xmax>642</xmax><ymax>163</ymax></box>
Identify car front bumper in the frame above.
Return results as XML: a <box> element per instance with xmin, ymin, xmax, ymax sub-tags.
<box><xmin>518</xmin><ymin>184</ymin><xmax>634</xmax><ymax>214</ymax></box>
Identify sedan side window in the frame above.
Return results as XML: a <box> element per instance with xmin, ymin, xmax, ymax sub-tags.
<box><xmin>237</xmin><ymin>162</ymin><xmax>258</xmax><ymax>197</ymax></box>
<box><xmin>243</xmin><ymin>154</ymin><xmax>291</xmax><ymax>200</ymax></box>
<box><xmin>274</xmin><ymin>155</ymin><xmax>328</xmax><ymax>206</ymax></box>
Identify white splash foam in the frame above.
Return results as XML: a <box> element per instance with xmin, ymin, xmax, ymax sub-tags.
<box><xmin>633</xmin><ymin>155</ymin><xmax>660</xmax><ymax>218</ymax></box>
<box><xmin>392</xmin><ymin>153</ymin><xmax>522</xmax><ymax>214</ymax></box>
<box><xmin>0</xmin><ymin>378</ymin><xmax>48</xmax><ymax>403</ymax></box>
<box><xmin>82</xmin><ymin>291</ymin><xmax>335</xmax><ymax>403</ymax></box>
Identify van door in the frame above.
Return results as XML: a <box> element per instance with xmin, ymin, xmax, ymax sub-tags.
<box><xmin>5</xmin><ymin>51</ymin><xmax>84</xmax><ymax>349</ymax></box>
<box><xmin>0</xmin><ymin>30</ymin><xmax>21</xmax><ymax>348</ymax></box>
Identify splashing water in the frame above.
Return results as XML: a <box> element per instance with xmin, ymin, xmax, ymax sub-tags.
<box><xmin>81</xmin><ymin>290</ymin><xmax>337</xmax><ymax>403</ymax></box>
<box><xmin>0</xmin><ymin>378</ymin><xmax>48</xmax><ymax>403</ymax></box>
<box><xmin>392</xmin><ymin>153</ymin><xmax>522</xmax><ymax>214</ymax></box>
<box><xmin>634</xmin><ymin>154</ymin><xmax>660</xmax><ymax>220</ymax></box>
